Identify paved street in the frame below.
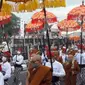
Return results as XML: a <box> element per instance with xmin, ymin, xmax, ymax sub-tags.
<box><xmin>7</xmin><ymin>70</ymin><xmax>27</xmax><ymax>85</ymax></box>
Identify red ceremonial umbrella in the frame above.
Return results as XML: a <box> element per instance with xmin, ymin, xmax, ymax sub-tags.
<box><xmin>25</xmin><ymin>21</ymin><xmax>44</xmax><ymax>33</ymax></box>
<box><xmin>58</xmin><ymin>19</ymin><xmax>80</xmax><ymax>49</ymax></box>
<box><xmin>57</xmin><ymin>19</ymin><xmax>80</xmax><ymax>31</ymax></box>
<box><xmin>0</xmin><ymin>14</ymin><xmax>11</xmax><ymax>25</ymax></box>
<box><xmin>67</xmin><ymin>1</ymin><xmax>85</xmax><ymax>63</ymax></box>
<box><xmin>31</xmin><ymin>10</ymin><xmax>57</xmax><ymax>23</ymax></box>
<box><xmin>67</xmin><ymin>1</ymin><xmax>85</xmax><ymax>20</ymax></box>
<box><xmin>25</xmin><ymin>21</ymin><xmax>44</xmax><ymax>54</ymax></box>
<box><xmin>69</xmin><ymin>36</ymin><xmax>80</xmax><ymax>41</ymax></box>
<box><xmin>0</xmin><ymin>11</ymin><xmax>11</xmax><ymax>25</ymax></box>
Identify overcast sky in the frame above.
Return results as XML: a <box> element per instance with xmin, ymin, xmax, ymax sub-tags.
<box><xmin>13</xmin><ymin>0</ymin><xmax>84</xmax><ymax>23</ymax></box>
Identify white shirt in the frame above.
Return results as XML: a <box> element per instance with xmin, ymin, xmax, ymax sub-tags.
<box><xmin>75</xmin><ymin>52</ymin><xmax>85</xmax><ymax>64</ymax></box>
<box><xmin>46</xmin><ymin>60</ymin><xmax>66</xmax><ymax>77</ymax></box>
<box><xmin>61</xmin><ymin>53</ymin><xmax>67</xmax><ymax>63</ymax></box>
<box><xmin>13</xmin><ymin>54</ymin><xmax>24</xmax><ymax>65</ymax></box>
<box><xmin>75</xmin><ymin>53</ymin><xmax>81</xmax><ymax>64</ymax></box>
<box><xmin>81</xmin><ymin>52</ymin><xmax>85</xmax><ymax>64</ymax></box>
<box><xmin>41</xmin><ymin>53</ymin><xmax>48</xmax><ymax>65</ymax></box>
<box><xmin>2</xmin><ymin>61</ymin><xmax>11</xmax><ymax>79</ymax></box>
<box><xmin>0</xmin><ymin>72</ymin><xmax>4</xmax><ymax>85</ymax></box>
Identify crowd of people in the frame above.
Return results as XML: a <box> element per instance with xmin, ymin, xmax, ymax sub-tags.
<box><xmin>0</xmin><ymin>41</ymin><xmax>24</xmax><ymax>85</ymax></box>
<box><xmin>26</xmin><ymin>43</ymin><xmax>85</xmax><ymax>85</ymax></box>
<box><xmin>0</xmin><ymin>40</ymin><xmax>85</xmax><ymax>85</ymax></box>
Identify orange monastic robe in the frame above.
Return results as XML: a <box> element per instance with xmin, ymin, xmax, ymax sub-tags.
<box><xmin>64</xmin><ymin>60</ymin><xmax>80</xmax><ymax>85</ymax></box>
<box><xmin>27</xmin><ymin>65</ymin><xmax>52</xmax><ymax>85</ymax></box>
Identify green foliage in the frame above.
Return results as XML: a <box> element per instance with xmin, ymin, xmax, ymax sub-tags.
<box><xmin>0</xmin><ymin>13</ymin><xmax>20</xmax><ymax>39</ymax></box>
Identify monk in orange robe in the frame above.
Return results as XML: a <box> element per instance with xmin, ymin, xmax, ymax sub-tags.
<box><xmin>26</xmin><ymin>54</ymin><xmax>52</xmax><ymax>85</ymax></box>
<box><xmin>64</xmin><ymin>54</ymin><xmax>80</xmax><ymax>85</ymax></box>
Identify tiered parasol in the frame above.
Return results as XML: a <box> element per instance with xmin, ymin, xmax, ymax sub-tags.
<box><xmin>31</xmin><ymin>10</ymin><xmax>57</xmax><ymax>23</ymax></box>
<box><xmin>0</xmin><ymin>13</ymin><xmax>11</xmax><ymax>25</ymax></box>
<box><xmin>58</xmin><ymin>19</ymin><xmax>80</xmax><ymax>31</ymax></box>
<box><xmin>69</xmin><ymin>36</ymin><xmax>80</xmax><ymax>41</ymax></box>
<box><xmin>67</xmin><ymin>0</ymin><xmax>85</xmax><ymax>53</ymax></box>
<box><xmin>25</xmin><ymin>21</ymin><xmax>44</xmax><ymax>33</ymax></box>
<box><xmin>67</xmin><ymin>0</ymin><xmax>85</xmax><ymax>65</ymax></box>
<box><xmin>58</xmin><ymin>19</ymin><xmax>80</xmax><ymax>49</ymax></box>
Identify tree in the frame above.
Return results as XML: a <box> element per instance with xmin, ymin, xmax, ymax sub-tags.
<box><xmin>0</xmin><ymin>13</ymin><xmax>20</xmax><ymax>42</ymax></box>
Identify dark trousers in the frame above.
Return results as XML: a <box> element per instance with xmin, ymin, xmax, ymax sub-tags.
<box><xmin>52</xmin><ymin>76</ymin><xmax>59</xmax><ymax>85</ymax></box>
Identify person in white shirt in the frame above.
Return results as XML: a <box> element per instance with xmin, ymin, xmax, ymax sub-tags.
<box><xmin>75</xmin><ymin>50</ymin><xmax>81</xmax><ymax>64</ymax></box>
<box><xmin>76</xmin><ymin>50</ymin><xmax>85</xmax><ymax>85</ymax></box>
<box><xmin>0</xmin><ymin>72</ymin><xmax>4</xmax><ymax>85</ymax></box>
<box><xmin>12</xmin><ymin>49</ymin><xmax>24</xmax><ymax>84</ymax></box>
<box><xmin>13</xmin><ymin>50</ymin><xmax>24</xmax><ymax>67</ymax></box>
<box><xmin>60</xmin><ymin>47</ymin><xmax>68</xmax><ymax>63</ymax></box>
<box><xmin>1</xmin><ymin>56</ymin><xmax>11</xmax><ymax>80</ymax></box>
<box><xmin>0</xmin><ymin>64</ymin><xmax>4</xmax><ymax>85</ymax></box>
<box><xmin>45</xmin><ymin>55</ymin><xmax>65</xmax><ymax>85</ymax></box>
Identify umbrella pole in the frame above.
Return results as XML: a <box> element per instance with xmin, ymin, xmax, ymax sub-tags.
<box><xmin>46</xmin><ymin>29</ymin><xmax>53</xmax><ymax>72</ymax></box>
<box><xmin>66</xmin><ymin>28</ymin><xmax>68</xmax><ymax>50</ymax></box>
<box><xmin>79</xmin><ymin>15</ymin><xmax>83</xmax><ymax>65</ymax></box>
<box><xmin>42</xmin><ymin>34</ymin><xmax>45</xmax><ymax>55</ymax></box>
<box><xmin>42</xmin><ymin>0</ymin><xmax>53</xmax><ymax>72</ymax></box>
<box><xmin>80</xmin><ymin>25</ymin><xmax>83</xmax><ymax>65</ymax></box>
<box><xmin>23</xmin><ymin>32</ymin><xmax>25</xmax><ymax>56</ymax></box>
<box><xmin>23</xmin><ymin>21</ymin><xmax>26</xmax><ymax>57</ymax></box>
<box><xmin>0</xmin><ymin>0</ymin><xmax>3</xmax><ymax>11</ymax></box>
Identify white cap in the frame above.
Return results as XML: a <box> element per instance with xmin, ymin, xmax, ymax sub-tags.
<box><xmin>2</xmin><ymin>41</ymin><xmax>7</xmax><ymax>45</ymax></box>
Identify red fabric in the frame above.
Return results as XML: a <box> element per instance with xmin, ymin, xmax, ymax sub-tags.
<box><xmin>31</xmin><ymin>10</ymin><xmax>57</xmax><ymax>23</ymax></box>
<box><xmin>0</xmin><ymin>65</ymin><xmax>2</xmax><ymax>71</ymax></box>
<box><xmin>77</xmin><ymin>44</ymin><xmax>85</xmax><ymax>49</ymax></box>
<box><xmin>67</xmin><ymin>5</ymin><xmax>85</xmax><ymax>20</ymax></box>
<box><xmin>57</xmin><ymin>19</ymin><xmax>80</xmax><ymax>32</ymax></box>
<box><xmin>3</xmin><ymin>51</ymin><xmax>11</xmax><ymax>58</ymax></box>
<box><xmin>25</xmin><ymin>21</ymin><xmax>44</xmax><ymax>33</ymax></box>
<box><xmin>17</xmin><ymin>48</ymin><xmax>22</xmax><ymax>52</ymax></box>
<box><xmin>46</xmin><ymin>51</ymin><xmax>55</xmax><ymax>58</ymax></box>
<box><xmin>0</xmin><ymin>15</ymin><xmax>11</xmax><ymax>25</ymax></box>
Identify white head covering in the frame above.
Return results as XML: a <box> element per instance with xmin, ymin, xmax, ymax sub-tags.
<box><xmin>2</xmin><ymin>41</ymin><xmax>7</xmax><ymax>45</ymax></box>
<box><xmin>2</xmin><ymin>41</ymin><xmax>8</xmax><ymax>52</ymax></box>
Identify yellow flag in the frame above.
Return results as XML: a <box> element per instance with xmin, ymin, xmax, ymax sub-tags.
<box><xmin>45</xmin><ymin>0</ymin><xmax>66</xmax><ymax>7</ymax></box>
<box><xmin>3</xmin><ymin>0</ymin><xmax>66</xmax><ymax>12</ymax></box>
<box><xmin>59</xmin><ymin>0</ymin><xmax>66</xmax><ymax>7</ymax></box>
<box><xmin>18</xmin><ymin>3</ymin><xmax>26</xmax><ymax>12</ymax></box>
<box><xmin>26</xmin><ymin>1</ymin><xmax>33</xmax><ymax>12</ymax></box>
<box><xmin>1</xmin><ymin>1</ymin><xmax>12</xmax><ymax>14</ymax></box>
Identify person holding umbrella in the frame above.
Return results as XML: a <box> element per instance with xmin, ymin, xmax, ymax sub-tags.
<box><xmin>45</xmin><ymin>51</ymin><xmax>66</xmax><ymax>85</ymax></box>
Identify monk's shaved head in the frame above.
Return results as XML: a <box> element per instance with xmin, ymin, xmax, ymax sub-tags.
<box><xmin>31</xmin><ymin>54</ymin><xmax>41</xmax><ymax>62</ymax></box>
